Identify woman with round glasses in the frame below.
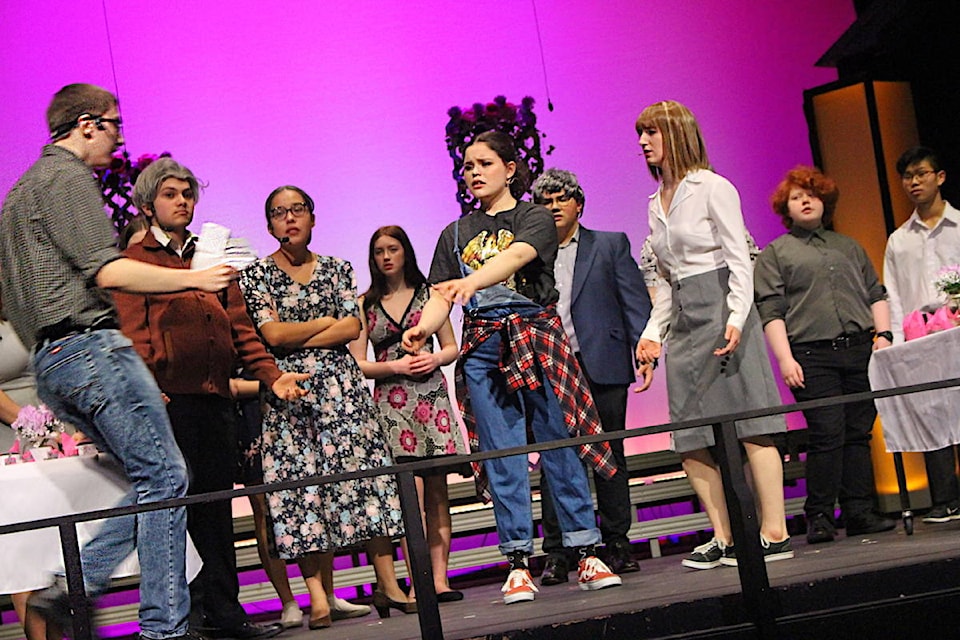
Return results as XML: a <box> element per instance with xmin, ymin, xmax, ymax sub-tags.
<box><xmin>239</xmin><ymin>186</ymin><xmax>414</xmax><ymax>625</ymax></box>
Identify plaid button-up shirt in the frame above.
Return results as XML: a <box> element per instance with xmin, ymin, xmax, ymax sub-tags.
<box><xmin>455</xmin><ymin>306</ymin><xmax>616</xmax><ymax>502</ymax></box>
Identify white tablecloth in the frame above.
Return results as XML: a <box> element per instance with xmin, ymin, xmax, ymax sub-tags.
<box><xmin>0</xmin><ymin>454</ymin><xmax>201</xmax><ymax>594</ymax></box>
<box><xmin>868</xmin><ymin>326</ymin><xmax>960</xmax><ymax>452</ymax></box>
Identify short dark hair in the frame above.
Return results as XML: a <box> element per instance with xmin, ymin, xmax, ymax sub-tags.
<box><xmin>770</xmin><ymin>165</ymin><xmax>839</xmax><ymax>229</ymax></box>
<box><xmin>46</xmin><ymin>84</ymin><xmax>117</xmax><ymax>140</ymax></box>
<box><xmin>896</xmin><ymin>146</ymin><xmax>942</xmax><ymax>175</ymax></box>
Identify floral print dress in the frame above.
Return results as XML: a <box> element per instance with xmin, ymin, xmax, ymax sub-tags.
<box><xmin>366</xmin><ymin>284</ymin><xmax>467</xmax><ymax>460</ymax></box>
<box><xmin>240</xmin><ymin>255</ymin><xmax>403</xmax><ymax>558</ymax></box>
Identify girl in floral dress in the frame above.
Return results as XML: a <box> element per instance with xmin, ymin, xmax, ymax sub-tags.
<box><xmin>239</xmin><ymin>186</ymin><xmax>414</xmax><ymax>624</ymax></box>
<box><xmin>349</xmin><ymin>225</ymin><xmax>468</xmax><ymax>602</ymax></box>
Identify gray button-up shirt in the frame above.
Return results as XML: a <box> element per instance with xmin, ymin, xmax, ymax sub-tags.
<box><xmin>555</xmin><ymin>227</ymin><xmax>580</xmax><ymax>352</ymax></box>
<box><xmin>754</xmin><ymin>225</ymin><xmax>886</xmax><ymax>344</ymax></box>
<box><xmin>0</xmin><ymin>145</ymin><xmax>122</xmax><ymax>349</ymax></box>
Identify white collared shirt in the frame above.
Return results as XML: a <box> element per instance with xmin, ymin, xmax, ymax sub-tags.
<box><xmin>641</xmin><ymin>169</ymin><xmax>753</xmax><ymax>342</ymax></box>
<box><xmin>883</xmin><ymin>201</ymin><xmax>960</xmax><ymax>343</ymax></box>
<box><xmin>150</xmin><ymin>226</ymin><xmax>196</xmax><ymax>258</ymax></box>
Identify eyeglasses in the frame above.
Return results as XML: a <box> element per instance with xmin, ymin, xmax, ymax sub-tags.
<box><xmin>534</xmin><ymin>193</ymin><xmax>574</xmax><ymax>207</ymax></box>
<box><xmin>901</xmin><ymin>169</ymin><xmax>937</xmax><ymax>183</ymax></box>
<box><xmin>269</xmin><ymin>202</ymin><xmax>310</xmax><ymax>220</ymax></box>
<box><xmin>94</xmin><ymin>116</ymin><xmax>123</xmax><ymax>130</ymax></box>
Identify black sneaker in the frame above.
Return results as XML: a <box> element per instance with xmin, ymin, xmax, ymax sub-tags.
<box><xmin>922</xmin><ymin>504</ymin><xmax>960</xmax><ymax>523</ymax></box>
<box><xmin>681</xmin><ymin>537</ymin><xmax>732</xmax><ymax>569</ymax></box>
<box><xmin>806</xmin><ymin>513</ymin><xmax>837</xmax><ymax>544</ymax></box>
<box><xmin>140</xmin><ymin>632</ymin><xmax>208</xmax><ymax>640</ymax></box>
<box><xmin>720</xmin><ymin>536</ymin><xmax>794</xmax><ymax>566</ymax></box>
<box><xmin>760</xmin><ymin>536</ymin><xmax>794</xmax><ymax>562</ymax></box>
<box><xmin>845</xmin><ymin>512</ymin><xmax>897</xmax><ymax>536</ymax></box>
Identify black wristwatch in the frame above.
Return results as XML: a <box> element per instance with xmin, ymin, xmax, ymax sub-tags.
<box><xmin>875</xmin><ymin>330</ymin><xmax>894</xmax><ymax>342</ymax></box>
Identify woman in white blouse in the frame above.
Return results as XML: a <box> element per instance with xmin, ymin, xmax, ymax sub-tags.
<box><xmin>634</xmin><ymin>101</ymin><xmax>791</xmax><ymax>570</ymax></box>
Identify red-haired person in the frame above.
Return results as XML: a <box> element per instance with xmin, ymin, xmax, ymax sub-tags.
<box><xmin>755</xmin><ymin>165</ymin><xmax>896</xmax><ymax>544</ymax></box>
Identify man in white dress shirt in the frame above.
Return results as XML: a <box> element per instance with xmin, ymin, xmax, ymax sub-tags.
<box><xmin>883</xmin><ymin>145</ymin><xmax>960</xmax><ymax>523</ymax></box>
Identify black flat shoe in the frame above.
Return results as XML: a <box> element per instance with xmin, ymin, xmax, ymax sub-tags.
<box><xmin>372</xmin><ymin>590</ymin><xmax>417</xmax><ymax>618</ymax></box>
<box><xmin>436</xmin><ymin>590</ymin><xmax>464</xmax><ymax>603</ymax></box>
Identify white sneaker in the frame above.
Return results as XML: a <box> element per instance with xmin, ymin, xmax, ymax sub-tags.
<box><xmin>280</xmin><ymin>600</ymin><xmax>303</xmax><ymax>628</ymax></box>
<box><xmin>501</xmin><ymin>568</ymin><xmax>538</xmax><ymax>604</ymax></box>
<box><xmin>327</xmin><ymin>594</ymin><xmax>372</xmax><ymax>620</ymax></box>
<box><xmin>577</xmin><ymin>556</ymin><xmax>622</xmax><ymax>591</ymax></box>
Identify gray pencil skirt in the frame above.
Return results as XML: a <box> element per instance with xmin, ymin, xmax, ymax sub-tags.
<box><xmin>666</xmin><ymin>268</ymin><xmax>785</xmax><ymax>453</ymax></box>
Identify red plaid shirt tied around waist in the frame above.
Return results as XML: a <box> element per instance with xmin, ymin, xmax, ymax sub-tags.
<box><xmin>455</xmin><ymin>306</ymin><xmax>616</xmax><ymax>502</ymax></box>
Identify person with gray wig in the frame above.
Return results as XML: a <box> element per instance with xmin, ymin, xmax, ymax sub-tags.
<box><xmin>531</xmin><ymin>167</ymin><xmax>652</xmax><ymax>584</ymax></box>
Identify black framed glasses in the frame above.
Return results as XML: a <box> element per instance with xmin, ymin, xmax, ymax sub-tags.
<box><xmin>269</xmin><ymin>202</ymin><xmax>310</xmax><ymax>220</ymax></box>
<box><xmin>93</xmin><ymin>116</ymin><xmax>123</xmax><ymax>130</ymax></box>
<box><xmin>534</xmin><ymin>193</ymin><xmax>573</xmax><ymax>207</ymax></box>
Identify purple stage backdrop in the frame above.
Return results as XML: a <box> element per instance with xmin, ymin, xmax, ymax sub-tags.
<box><xmin>0</xmin><ymin>1</ymin><xmax>856</xmax><ymax>451</ymax></box>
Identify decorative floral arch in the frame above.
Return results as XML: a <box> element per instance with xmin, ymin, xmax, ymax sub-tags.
<box><xmin>445</xmin><ymin>95</ymin><xmax>552</xmax><ymax>216</ymax></box>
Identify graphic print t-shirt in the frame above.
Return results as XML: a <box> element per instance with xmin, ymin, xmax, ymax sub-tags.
<box><xmin>428</xmin><ymin>201</ymin><xmax>559</xmax><ymax>307</ymax></box>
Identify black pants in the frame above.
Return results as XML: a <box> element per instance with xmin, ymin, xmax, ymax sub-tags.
<box><xmin>791</xmin><ymin>341</ymin><xmax>878</xmax><ymax>519</ymax></box>
<box><xmin>167</xmin><ymin>394</ymin><xmax>249</xmax><ymax>629</ymax></box>
<box><xmin>540</xmin><ymin>378</ymin><xmax>632</xmax><ymax>556</ymax></box>
<box><xmin>924</xmin><ymin>445</ymin><xmax>960</xmax><ymax>506</ymax></box>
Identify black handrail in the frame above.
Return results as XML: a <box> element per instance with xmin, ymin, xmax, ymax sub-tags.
<box><xmin>3</xmin><ymin>376</ymin><xmax>959</xmax><ymax>640</ymax></box>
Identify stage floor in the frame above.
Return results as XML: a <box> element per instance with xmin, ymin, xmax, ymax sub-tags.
<box><xmin>262</xmin><ymin>517</ymin><xmax>960</xmax><ymax>640</ymax></box>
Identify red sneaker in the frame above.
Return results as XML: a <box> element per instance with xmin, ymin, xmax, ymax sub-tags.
<box><xmin>577</xmin><ymin>556</ymin><xmax>622</xmax><ymax>591</ymax></box>
<box><xmin>502</xmin><ymin>568</ymin><xmax>538</xmax><ymax>604</ymax></box>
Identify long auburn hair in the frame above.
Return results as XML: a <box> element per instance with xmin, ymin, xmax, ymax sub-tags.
<box><xmin>361</xmin><ymin>225</ymin><xmax>427</xmax><ymax>311</ymax></box>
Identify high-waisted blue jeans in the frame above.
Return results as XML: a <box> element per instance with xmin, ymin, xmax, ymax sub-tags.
<box><xmin>461</xmin><ymin>308</ymin><xmax>600</xmax><ymax>556</ymax></box>
<box><xmin>33</xmin><ymin>329</ymin><xmax>190</xmax><ymax>639</ymax></box>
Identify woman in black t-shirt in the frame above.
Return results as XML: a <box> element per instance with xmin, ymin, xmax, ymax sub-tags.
<box><xmin>402</xmin><ymin>131</ymin><xmax>622</xmax><ymax>605</ymax></box>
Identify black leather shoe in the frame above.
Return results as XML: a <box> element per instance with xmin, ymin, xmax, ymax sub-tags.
<box><xmin>605</xmin><ymin>541</ymin><xmax>640</xmax><ymax>574</ymax></box>
<box><xmin>806</xmin><ymin>513</ymin><xmax>837</xmax><ymax>544</ymax></box>
<box><xmin>203</xmin><ymin>621</ymin><xmax>283</xmax><ymax>640</ymax></box>
<box><xmin>845</xmin><ymin>512</ymin><xmax>897</xmax><ymax>536</ymax></box>
<box><xmin>539</xmin><ymin>555</ymin><xmax>570</xmax><ymax>586</ymax></box>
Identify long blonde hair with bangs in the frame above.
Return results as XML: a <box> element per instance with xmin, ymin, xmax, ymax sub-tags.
<box><xmin>635</xmin><ymin>100</ymin><xmax>711</xmax><ymax>182</ymax></box>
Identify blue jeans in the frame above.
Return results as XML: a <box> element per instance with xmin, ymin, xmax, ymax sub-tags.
<box><xmin>462</xmin><ymin>310</ymin><xmax>600</xmax><ymax>556</ymax></box>
<box><xmin>33</xmin><ymin>330</ymin><xmax>190</xmax><ymax>639</ymax></box>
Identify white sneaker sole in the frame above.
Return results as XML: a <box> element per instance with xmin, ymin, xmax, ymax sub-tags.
<box><xmin>579</xmin><ymin>575</ymin><xmax>622</xmax><ymax>590</ymax></box>
<box><xmin>720</xmin><ymin>550</ymin><xmax>794</xmax><ymax>567</ymax></box>
<box><xmin>681</xmin><ymin>558</ymin><xmax>722</xmax><ymax>569</ymax></box>
<box><xmin>503</xmin><ymin>590</ymin><xmax>536</xmax><ymax>605</ymax></box>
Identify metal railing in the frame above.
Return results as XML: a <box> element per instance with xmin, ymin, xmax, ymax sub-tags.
<box><xmin>3</xmin><ymin>376</ymin><xmax>958</xmax><ymax>640</ymax></box>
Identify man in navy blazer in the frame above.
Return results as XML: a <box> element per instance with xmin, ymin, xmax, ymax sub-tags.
<box><xmin>532</xmin><ymin>169</ymin><xmax>653</xmax><ymax>584</ymax></box>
